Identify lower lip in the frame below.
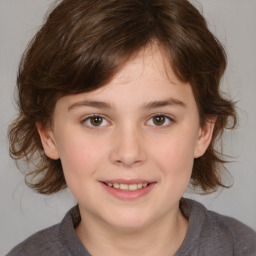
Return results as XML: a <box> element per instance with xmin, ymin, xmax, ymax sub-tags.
<box><xmin>101</xmin><ymin>182</ymin><xmax>156</xmax><ymax>200</ymax></box>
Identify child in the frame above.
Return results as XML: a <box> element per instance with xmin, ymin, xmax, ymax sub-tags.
<box><xmin>7</xmin><ymin>0</ymin><xmax>256</xmax><ymax>255</ymax></box>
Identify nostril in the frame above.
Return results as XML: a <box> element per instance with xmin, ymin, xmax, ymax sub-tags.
<box><xmin>109</xmin><ymin>135</ymin><xmax>147</xmax><ymax>167</ymax></box>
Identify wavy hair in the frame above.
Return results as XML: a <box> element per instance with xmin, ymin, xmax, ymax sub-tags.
<box><xmin>8</xmin><ymin>0</ymin><xmax>236</xmax><ymax>194</ymax></box>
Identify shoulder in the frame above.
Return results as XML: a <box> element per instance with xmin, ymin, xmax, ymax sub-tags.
<box><xmin>6</xmin><ymin>205</ymin><xmax>88</xmax><ymax>256</ymax></box>
<box><xmin>183</xmin><ymin>198</ymin><xmax>256</xmax><ymax>256</ymax></box>
<box><xmin>5</xmin><ymin>223</ymin><xmax>69</xmax><ymax>256</ymax></box>
<box><xmin>208</xmin><ymin>209</ymin><xmax>256</xmax><ymax>255</ymax></box>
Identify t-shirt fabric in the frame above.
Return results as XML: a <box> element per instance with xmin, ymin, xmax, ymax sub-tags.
<box><xmin>6</xmin><ymin>198</ymin><xmax>256</xmax><ymax>256</ymax></box>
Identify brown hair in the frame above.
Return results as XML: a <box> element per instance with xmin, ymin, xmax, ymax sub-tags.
<box><xmin>8</xmin><ymin>0</ymin><xmax>236</xmax><ymax>194</ymax></box>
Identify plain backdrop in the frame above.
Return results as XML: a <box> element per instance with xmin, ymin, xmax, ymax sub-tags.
<box><xmin>0</xmin><ymin>0</ymin><xmax>256</xmax><ymax>254</ymax></box>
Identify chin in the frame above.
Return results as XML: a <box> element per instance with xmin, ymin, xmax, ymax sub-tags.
<box><xmin>104</xmin><ymin>211</ymin><xmax>153</xmax><ymax>231</ymax></box>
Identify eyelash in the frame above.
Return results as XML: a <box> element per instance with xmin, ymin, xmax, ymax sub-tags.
<box><xmin>146</xmin><ymin>113</ymin><xmax>174</xmax><ymax>128</ymax></box>
<box><xmin>81</xmin><ymin>114</ymin><xmax>111</xmax><ymax>129</ymax></box>
<box><xmin>81</xmin><ymin>113</ymin><xmax>174</xmax><ymax>129</ymax></box>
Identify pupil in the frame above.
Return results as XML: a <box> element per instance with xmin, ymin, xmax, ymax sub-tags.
<box><xmin>154</xmin><ymin>116</ymin><xmax>165</xmax><ymax>125</ymax></box>
<box><xmin>91</xmin><ymin>116</ymin><xmax>102</xmax><ymax>126</ymax></box>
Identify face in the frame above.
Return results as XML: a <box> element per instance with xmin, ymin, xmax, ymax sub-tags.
<box><xmin>38</xmin><ymin>46</ymin><xmax>214</xmax><ymax>231</ymax></box>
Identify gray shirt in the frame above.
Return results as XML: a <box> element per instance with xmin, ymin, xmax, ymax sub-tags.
<box><xmin>6</xmin><ymin>199</ymin><xmax>256</xmax><ymax>256</ymax></box>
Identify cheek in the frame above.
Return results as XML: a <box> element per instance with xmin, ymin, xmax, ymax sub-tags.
<box><xmin>151</xmin><ymin>130</ymin><xmax>197</xmax><ymax>178</ymax></box>
<box><xmin>155</xmin><ymin>139</ymin><xmax>195</xmax><ymax>199</ymax></box>
<box><xmin>57</xmin><ymin>136</ymin><xmax>109</xmax><ymax>202</ymax></box>
<box><xmin>56</xmin><ymin>135</ymin><xmax>105</xmax><ymax>181</ymax></box>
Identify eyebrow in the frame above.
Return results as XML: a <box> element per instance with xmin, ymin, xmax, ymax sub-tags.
<box><xmin>68</xmin><ymin>98</ymin><xmax>186</xmax><ymax>111</ymax></box>
<box><xmin>143</xmin><ymin>98</ymin><xmax>186</xmax><ymax>109</ymax></box>
<box><xmin>68</xmin><ymin>100</ymin><xmax>112</xmax><ymax>111</ymax></box>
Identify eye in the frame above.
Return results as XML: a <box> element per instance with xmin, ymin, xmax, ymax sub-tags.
<box><xmin>82</xmin><ymin>115</ymin><xmax>110</xmax><ymax>128</ymax></box>
<box><xmin>147</xmin><ymin>114</ymin><xmax>173</xmax><ymax>127</ymax></box>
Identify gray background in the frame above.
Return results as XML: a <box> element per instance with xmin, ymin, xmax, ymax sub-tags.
<box><xmin>0</xmin><ymin>0</ymin><xmax>256</xmax><ymax>254</ymax></box>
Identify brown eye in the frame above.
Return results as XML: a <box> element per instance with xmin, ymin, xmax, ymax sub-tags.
<box><xmin>152</xmin><ymin>115</ymin><xmax>166</xmax><ymax>126</ymax></box>
<box><xmin>89</xmin><ymin>116</ymin><xmax>103</xmax><ymax>126</ymax></box>
<box><xmin>146</xmin><ymin>114</ymin><xmax>173</xmax><ymax>127</ymax></box>
<box><xmin>83</xmin><ymin>115</ymin><xmax>109</xmax><ymax>128</ymax></box>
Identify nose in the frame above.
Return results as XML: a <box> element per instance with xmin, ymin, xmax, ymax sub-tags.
<box><xmin>109</xmin><ymin>126</ymin><xmax>147</xmax><ymax>168</ymax></box>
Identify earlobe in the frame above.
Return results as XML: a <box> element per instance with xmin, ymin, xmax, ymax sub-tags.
<box><xmin>36</xmin><ymin>122</ymin><xmax>60</xmax><ymax>160</ymax></box>
<box><xmin>194</xmin><ymin>118</ymin><xmax>216</xmax><ymax>158</ymax></box>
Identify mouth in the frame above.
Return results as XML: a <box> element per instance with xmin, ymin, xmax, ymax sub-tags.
<box><xmin>102</xmin><ymin>182</ymin><xmax>150</xmax><ymax>191</ymax></box>
<box><xmin>100</xmin><ymin>180</ymin><xmax>156</xmax><ymax>200</ymax></box>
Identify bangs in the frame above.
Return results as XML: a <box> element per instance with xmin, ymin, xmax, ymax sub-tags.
<box><xmin>36</xmin><ymin>0</ymin><xmax>158</xmax><ymax>95</ymax></box>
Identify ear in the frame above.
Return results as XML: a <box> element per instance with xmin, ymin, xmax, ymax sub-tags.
<box><xmin>36</xmin><ymin>122</ymin><xmax>60</xmax><ymax>160</ymax></box>
<box><xmin>194</xmin><ymin>117</ymin><xmax>216</xmax><ymax>158</ymax></box>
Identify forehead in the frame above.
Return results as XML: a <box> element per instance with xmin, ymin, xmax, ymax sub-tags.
<box><xmin>112</xmin><ymin>45</ymin><xmax>176</xmax><ymax>85</ymax></box>
<box><xmin>55</xmin><ymin>45</ymin><xmax>196</xmax><ymax>112</ymax></box>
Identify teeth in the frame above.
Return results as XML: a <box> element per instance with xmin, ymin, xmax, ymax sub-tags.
<box><xmin>113</xmin><ymin>183</ymin><xmax>120</xmax><ymax>189</ymax></box>
<box><xmin>120</xmin><ymin>184</ymin><xmax>129</xmax><ymax>190</ymax></box>
<box><xmin>128</xmin><ymin>184</ymin><xmax>137</xmax><ymax>191</ymax></box>
<box><xmin>105</xmin><ymin>182</ymin><xmax>149</xmax><ymax>191</ymax></box>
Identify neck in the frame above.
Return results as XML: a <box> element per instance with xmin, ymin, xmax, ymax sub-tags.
<box><xmin>76</xmin><ymin>206</ymin><xmax>188</xmax><ymax>256</ymax></box>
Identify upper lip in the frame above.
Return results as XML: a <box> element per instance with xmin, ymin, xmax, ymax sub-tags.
<box><xmin>101</xmin><ymin>179</ymin><xmax>155</xmax><ymax>184</ymax></box>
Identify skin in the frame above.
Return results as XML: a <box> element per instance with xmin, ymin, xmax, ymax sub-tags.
<box><xmin>38</xmin><ymin>45</ymin><xmax>215</xmax><ymax>256</ymax></box>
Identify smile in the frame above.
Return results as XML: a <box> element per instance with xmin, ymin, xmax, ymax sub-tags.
<box><xmin>101</xmin><ymin>180</ymin><xmax>156</xmax><ymax>200</ymax></box>
<box><xmin>104</xmin><ymin>182</ymin><xmax>148</xmax><ymax>191</ymax></box>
